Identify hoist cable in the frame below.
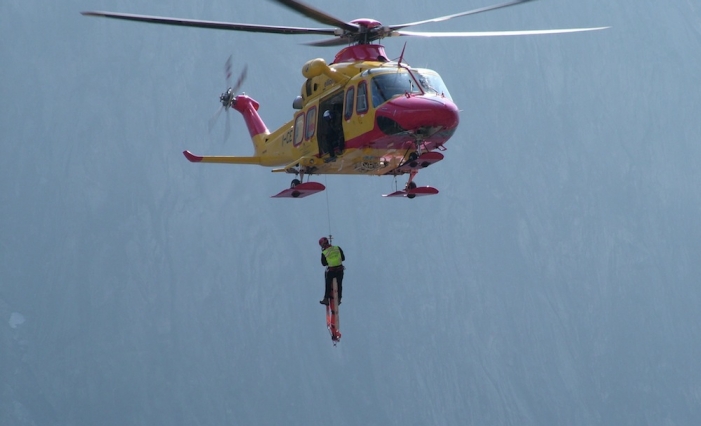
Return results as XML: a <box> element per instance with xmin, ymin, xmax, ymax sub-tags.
<box><xmin>324</xmin><ymin>175</ymin><xmax>332</xmax><ymax>241</ymax></box>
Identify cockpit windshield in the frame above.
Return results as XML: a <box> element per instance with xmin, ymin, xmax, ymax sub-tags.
<box><xmin>369</xmin><ymin>68</ymin><xmax>452</xmax><ymax>107</ymax></box>
<box><xmin>414</xmin><ymin>69</ymin><xmax>452</xmax><ymax>100</ymax></box>
<box><xmin>370</xmin><ymin>71</ymin><xmax>421</xmax><ymax>107</ymax></box>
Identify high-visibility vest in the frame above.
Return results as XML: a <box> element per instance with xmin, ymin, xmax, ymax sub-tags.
<box><xmin>323</xmin><ymin>246</ymin><xmax>343</xmax><ymax>267</ymax></box>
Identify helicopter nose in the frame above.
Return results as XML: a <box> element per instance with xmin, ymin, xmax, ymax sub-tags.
<box><xmin>376</xmin><ymin>96</ymin><xmax>459</xmax><ymax>136</ymax></box>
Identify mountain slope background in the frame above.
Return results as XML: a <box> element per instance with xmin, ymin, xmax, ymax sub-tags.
<box><xmin>2</xmin><ymin>0</ymin><xmax>700</xmax><ymax>424</ymax></box>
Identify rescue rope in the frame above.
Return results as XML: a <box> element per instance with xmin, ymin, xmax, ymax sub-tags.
<box><xmin>324</xmin><ymin>175</ymin><xmax>333</xmax><ymax>242</ymax></box>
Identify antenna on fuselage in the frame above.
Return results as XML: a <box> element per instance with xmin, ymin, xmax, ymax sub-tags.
<box><xmin>397</xmin><ymin>42</ymin><xmax>407</xmax><ymax>67</ymax></box>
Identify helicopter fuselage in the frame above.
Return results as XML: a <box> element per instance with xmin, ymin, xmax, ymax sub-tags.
<box><xmin>229</xmin><ymin>44</ymin><xmax>459</xmax><ymax>177</ymax></box>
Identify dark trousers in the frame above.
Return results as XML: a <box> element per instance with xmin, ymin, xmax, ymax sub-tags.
<box><xmin>324</xmin><ymin>268</ymin><xmax>344</xmax><ymax>301</ymax></box>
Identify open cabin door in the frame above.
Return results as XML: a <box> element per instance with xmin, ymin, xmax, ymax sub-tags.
<box><xmin>317</xmin><ymin>91</ymin><xmax>345</xmax><ymax>157</ymax></box>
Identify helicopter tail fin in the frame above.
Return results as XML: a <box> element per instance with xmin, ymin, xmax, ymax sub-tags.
<box><xmin>231</xmin><ymin>94</ymin><xmax>269</xmax><ymax>156</ymax></box>
<box><xmin>183</xmin><ymin>150</ymin><xmax>262</xmax><ymax>165</ymax></box>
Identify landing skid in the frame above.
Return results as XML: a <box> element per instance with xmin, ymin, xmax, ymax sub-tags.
<box><xmin>271</xmin><ymin>181</ymin><xmax>325</xmax><ymax>198</ymax></box>
<box><xmin>382</xmin><ymin>151</ymin><xmax>442</xmax><ymax>198</ymax></box>
<box><xmin>383</xmin><ymin>186</ymin><xmax>439</xmax><ymax>198</ymax></box>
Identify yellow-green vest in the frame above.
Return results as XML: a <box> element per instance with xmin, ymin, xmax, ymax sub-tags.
<box><xmin>323</xmin><ymin>246</ymin><xmax>342</xmax><ymax>267</ymax></box>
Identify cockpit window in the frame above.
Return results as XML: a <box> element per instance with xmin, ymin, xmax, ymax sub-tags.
<box><xmin>370</xmin><ymin>71</ymin><xmax>421</xmax><ymax>107</ymax></box>
<box><xmin>357</xmin><ymin>81</ymin><xmax>368</xmax><ymax>114</ymax></box>
<box><xmin>414</xmin><ymin>69</ymin><xmax>452</xmax><ymax>100</ymax></box>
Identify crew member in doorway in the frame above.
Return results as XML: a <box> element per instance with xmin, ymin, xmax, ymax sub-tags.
<box><xmin>319</xmin><ymin>237</ymin><xmax>345</xmax><ymax>305</ymax></box>
<box><xmin>322</xmin><ymin>107</ymin><xmax>343</xmax><ymax>158</ymax></box>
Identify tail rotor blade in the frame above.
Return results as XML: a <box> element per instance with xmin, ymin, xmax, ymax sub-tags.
<box><xmin>230</xmin><ymin>65</ymin><xmax>248</xmax><ymax>95</ymax></box>
<box><xmin>223</xmin><ymin>110</ymin><xmax>231</xmax><ymax>142</ymax></box>
<box><xmin>209</xmin><ymin>57</ymin><xmax>247</xmax><ymax>142</ymax></box>
<box><xmin>208</xmin><ymin>105</ymin><xmax>225</xmax><ymax>134</ymax></box>
<box><xmin>224</xmin><ymin>55</ymin><xmax>233</xmax><ymax>86</ymax></box>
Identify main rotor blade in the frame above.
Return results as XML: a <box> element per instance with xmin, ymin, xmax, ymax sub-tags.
<box><xmin>272</xmin><ymin>0</ymin><xmax>358</xmax><ymax>33</ymax></box>
<box><xmin>390</xmin><ymin>0</ymin><xmax>537</xmax><ymax>31</ymax></box>
<box><xmin>394</xmin><ymin>27</ymin><xmax>610</xmax><ymax>38</ymax></box>
<box><xmin>304</xmin><ymin>37</ymin><xmax>352</xmax><ymax>47</ymax></box>
<box><xmin>81</xmin><ymin>11</ymin><xmax>336</xmax><ymax>36</ymax></box>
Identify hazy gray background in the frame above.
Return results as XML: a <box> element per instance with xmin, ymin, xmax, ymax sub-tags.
<box><xmin>2</xmin><ymin>0</ymin><xmax>700</xmax><ymax>424</ymax></box>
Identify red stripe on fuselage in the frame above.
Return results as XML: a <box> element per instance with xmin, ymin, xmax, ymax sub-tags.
<box><xmin>345</xmin><ymin>95</ymin><xmax>459</xmax><ymax>151</ymax></box>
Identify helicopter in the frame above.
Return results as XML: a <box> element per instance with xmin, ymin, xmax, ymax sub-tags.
<box><xmin>82</xmin><ymin>0</ymin><xmax>607</xmax><ymax>199</ymax></box>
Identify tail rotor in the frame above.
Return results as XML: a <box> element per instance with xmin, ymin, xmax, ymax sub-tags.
<box><xmin>209</xmin><ymin>56</ymin><xmax>247</xmax><ymax>141</ymax></box>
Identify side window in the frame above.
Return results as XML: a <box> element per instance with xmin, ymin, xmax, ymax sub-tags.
<box><xmin>294</xmin><ymin>113</ymin><xmax>304</xmax><ymax>146</ymax></box>
<box><xmin>344</xmin><ymin>87</ymin><xmax>355</xmax><ymax>120</ymax></box>
<box><xmin>372</xmin><ymin>80</ymin><xmax>383</xmax><ymax>108</ymax></box>
<box><xmin>305</xmin><ymin>107</ymin><xmax>317</xmax><ymax>140</ymax></box>
<box><xmin>356</xmin><ymin>81</ymin><xmax>368</xmax><ymax>114</ymax></box>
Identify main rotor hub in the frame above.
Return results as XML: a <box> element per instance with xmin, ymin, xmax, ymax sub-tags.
<box><xmin>347</xmin><ymin>18</ymin><xmax>387</xmax><ymax>45</ymax></box>
<box><xmin>349</xmin><ymin>18</ymin><xmax>382</xmax><ymax>31</ymax></box>
<box><xmin>333</xmin><ymin>44</ymin><xmax>390</xmax><ymax>64</ymax></box>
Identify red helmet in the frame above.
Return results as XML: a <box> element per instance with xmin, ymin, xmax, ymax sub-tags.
<box><xmin>318</xmin><ymin>237</ymin><xmax>329</xmax><ymax>248</ymax></box>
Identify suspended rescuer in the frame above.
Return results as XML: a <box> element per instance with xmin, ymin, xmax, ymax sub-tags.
<box><xmin>319</xmin><ymin>237</ymin><xmax>345</xmax><ymax>305</ymax></box>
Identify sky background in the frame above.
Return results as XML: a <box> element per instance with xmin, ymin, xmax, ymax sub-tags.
<box><xmin>2</xmin><ymin>0</ymin><xmax>701</xmax><ymax>425</ymax></box>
